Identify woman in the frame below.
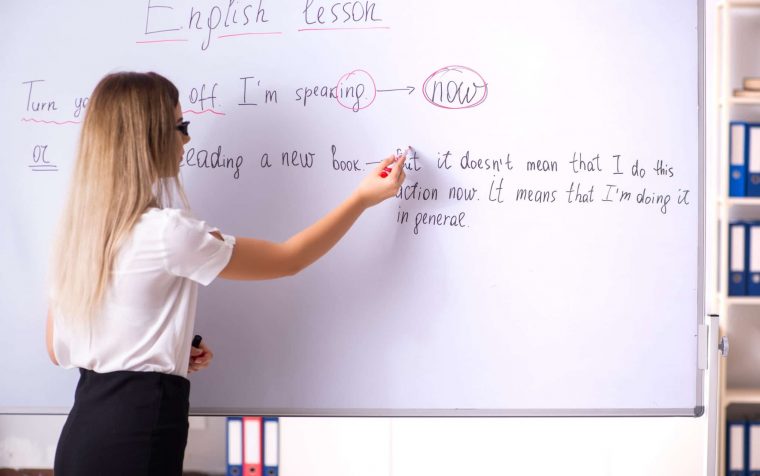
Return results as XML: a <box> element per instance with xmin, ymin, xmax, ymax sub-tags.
<box><xmin>46</xmin><ymin>71</ymin><xmax>406</xmax><ymax>475</ymax></box>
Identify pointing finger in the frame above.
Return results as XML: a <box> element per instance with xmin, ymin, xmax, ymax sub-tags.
<box><xmin>391</xmin><ymin>156</ymin><xmax>406</xmax><ymax>179</ymax></box>
<box><xmin>375</xmin><ymin>155</ymin><xmax>396</xmax><ymax>173</ymax></box>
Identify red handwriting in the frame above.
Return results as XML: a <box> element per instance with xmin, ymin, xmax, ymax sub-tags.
<box><xmin>21</xmin><ymin>118</ymin><xmax>81</xmax><ymax>125</ymax></box>
<box><xmin>183</xmin><ymin>109</ymin><xmax>226</xmax><ymax>116</ymax></box>
<box><xmin>423</xmin><ymin>66</ymin><xmax>488</xmax><ymax>110</ymax></box>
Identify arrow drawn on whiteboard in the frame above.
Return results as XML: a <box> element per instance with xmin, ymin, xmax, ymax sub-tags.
<box><xmin>377</xmin><ymin>86</ymin><xmax>415</xmax><ymax>95</ymax></box>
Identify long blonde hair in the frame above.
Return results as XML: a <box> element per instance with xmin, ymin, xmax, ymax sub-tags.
<box><xmin>51</xmin><ymin>72</ymin><xmax>187</xmax><ymax>326</ymax></box>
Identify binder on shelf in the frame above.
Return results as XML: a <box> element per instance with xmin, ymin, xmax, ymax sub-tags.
<box><xmin>227</xmin><ymin>417</ymin><xmax>244</xmax><ymax>476</ymax></box>
<box><xmin>263</xmin><ymin>417</ymin><xmax>280</xmax><ymax>476</ymax></box>
<box><xmin>749</xmin><ymin>125</ymin><xmax>760</xmax><ymax>196</ymax></box>
<box><xmin>731</xmin><ymin>121</ymin><xmax>748</xmax><ymax>197</ymax></box>
<box><xmin>728</xmin><ymin>420</ymin><xmax>747</xmax><ymax>476</ymax></box>
<box><xmin>750</xmin><ymin>224</ymin><xmax>760</xmax><ymax>296</ymax></box>
<box><xmin>243</xmin><ymin>416</ymin><xmax>262</xmax><ymax>475</ymax></box>
<box><xmin>750</xmin><ymin>421</ymin><xmax>760</xmax><ymax>476</ymax></box>
<box><xmin>730</xmin><ymin>222</ymin><xmax>749</xmax><ymax>296</ymax></box>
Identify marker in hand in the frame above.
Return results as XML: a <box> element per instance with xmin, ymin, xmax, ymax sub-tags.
<box><xmin>188</xmin><ymin>334</ymin><xmax>211</xmax><ymax>374</ymax></box>
<box><xmin>380</xmin><ymin>146</ymin><xmax>414</xmax><ymax>178</ymax></box>
<box><xmin>192</xmin><ymin>334</ymin><xmax>202</xmax><ymax>348</ymax></box>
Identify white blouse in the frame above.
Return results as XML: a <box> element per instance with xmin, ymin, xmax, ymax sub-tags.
<box><xmin>52</xmin><ymin>208</ymin><xmax>235</xmax><ymax>378</ymax></box>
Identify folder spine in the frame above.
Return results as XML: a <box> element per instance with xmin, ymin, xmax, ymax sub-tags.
<box><xmin>730</xmin><ymin>222</ymin><xmax>749</xmax><ymax>296</ymax></box>
<box><xmin>749</xmin><ymin>224</ymin><xmax>760</xmax><ymax>296</ymax></box>
<box><xmin>728</xmin><ymin>420</ymin><xmax>747</xmax><ymax>476</ymax></box>
<box><xmin>749</xmin><ymin>421</ymin><xmax>760</xmax><ymax>476</ymax></box>
<box><xmin>731</xmin><ymin>121</ymin><xmax>748</xmax><ymax>197</ymax></box>
<box><xmin>243</xmin><ymin>416</ymin><xmax>263</xmax><ymax>475</ymax></box>
<box><xmin>750</xmin><ymin>125</ymin><xmax>760</xmax><ymax>196</ymax></box>
<box><xmin>263</xmin><ymin>417</ymin><xmax>280</xmax><ymax>476</ymax></box>
<box><xmin>227</xmin><ymin>416</ymin><xmax>243</xmax><ymax>476</ymax></box>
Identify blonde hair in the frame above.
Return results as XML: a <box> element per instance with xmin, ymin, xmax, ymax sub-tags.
<box><xmin>51</xmin><ymin>72</ymin><xmax>187</xmax><ymax>326</ymax></box>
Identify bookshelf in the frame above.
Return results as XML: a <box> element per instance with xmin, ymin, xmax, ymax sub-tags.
<box><xmin>725</xmin><ymin>389</ymin><xmax>760</xmax><ymax>406</ymax></box>
<box><xmin>717</xmin><ymin>2</ymin><xmax>760</xmax><ymax>474</ymax></box>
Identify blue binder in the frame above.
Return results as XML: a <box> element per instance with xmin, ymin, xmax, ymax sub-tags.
<box><xmin>731</xmin><ymin>121</ymin><xmax>749</xmax><ymax>197</ymax></box>
<box><xmin>728</xmin><ymin>420</ymin><xmax>747</xmax><ymax>476</ymax></box>
<box><xmin>730</xmin><ymin>222</ymin><xmax>749</xmax><ymax>296</ymax></box>
<box><xmin>263</xmin><ymin>416</ymin><xmax>280</xmax><ymax>476</ymax></box>
<box><xmin>749</xmin><ymin>125</ymin><xmax>760</xmax><ymax>196</ymax></box>
<box><xmin>750</xmin><ymin>421</ymin><xmax>760</xmax><ymax>476</ymax></box>
<box><xmin>227</xmin><ymin>416</ymin><xmax>243</xmax><ymax>476</ymax></box>
<box><xmin>750</xmin><ymin>223</ymin><xmax>760</xmax><ymax>296</ymax></box>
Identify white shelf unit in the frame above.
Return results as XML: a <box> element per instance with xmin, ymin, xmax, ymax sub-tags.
<box><xmin>717</xmin><ymin>2</ymin><xmax>760</xmax><ymax>475</ymax></box>
<box><xmin>723</xmin><ymin>197</ymin><xmax>760</xmax><ymax>206</ymax></box>
<box><xmin>725</xmin><ymin>388</ymin><xmax>760</xmax><ymax>406</ymax></box>
<box><xmin>729</xmin><ymin>97</ymin><xmax>760</xmax><ymax>105</ymax></box>
<box><xmin>721</xmin><ymin>296</ymin><xmax>760</xmax><ymax>305</ymax></box>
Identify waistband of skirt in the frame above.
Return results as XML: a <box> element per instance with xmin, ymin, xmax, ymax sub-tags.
<box><xmin>78</xmin><ymin>367</ymin><xmax>190</xmax><ymax>386</ymax></box>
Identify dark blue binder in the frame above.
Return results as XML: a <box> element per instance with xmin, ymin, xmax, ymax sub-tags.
<box><xmin>263</xmin><ymin>416</ymin><xmax>280</xmax><ymax>476</ymax></box>
<box><xmin>728</xmin><ymin>420</ymin><xmax>748</xmax><ymax>476</ymax></box>
<box><xmin>750</xmin><ymin>223</ymin><xmax>760</xmax><ymax>296</ymax></box>
<box><xmin>730</xmin><ymin>222</ymin><xmax>749</xmax><ymax>296</ymax></box>
<box><xmin>731</xmin><ymin>122</ymin><xmax>748</xmax><ymax>197</ymax></box>
<box><xmin>749</xmin><ymin>125</ymin><xmax>760</xmax><ymax>196</ymax></box>
<box><xmin>751</xmin><ymin>420</ymin><xmax>760</xmax><ymax>476</ymax></box>
<box><xmin>227</xmin><ymin>416</ymin><xmax>243</xmax><ymax>476</ymax></box>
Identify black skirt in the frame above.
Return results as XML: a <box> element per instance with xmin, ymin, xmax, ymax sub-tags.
<box><xmin>54</xmin><ymin>368</ymin><xmax>191</xmax><ymax>476</ymax></box>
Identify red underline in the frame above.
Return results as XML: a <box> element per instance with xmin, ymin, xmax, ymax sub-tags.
<box><xmin>183</xmin><ymin>109</ymin><xmax>226</xmax><ymax>116</ymax></box>
<box><xmin>218</xmin><ymin>32</ymin><xmax>283</xmax><ymax>38</ymax></box>
<box><xmin>298</xmin><ymin>26</ymin><xmax>391</xmax><ymax>32</ymax></box>
<box><xmin>21</xmin><ymin>118</ymin><xmax>81</xmax><ymax>125</ymax></box>
<box><xmin>135</xmin><ymin>39</ymin><xmax>189</xmax><ymax>44</ymax></box>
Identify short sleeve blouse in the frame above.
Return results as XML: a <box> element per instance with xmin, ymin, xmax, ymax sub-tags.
<box><xmin>52</xmin><ymin>208</ymin><xmax>236</xmax><ymax>378</ymax></box>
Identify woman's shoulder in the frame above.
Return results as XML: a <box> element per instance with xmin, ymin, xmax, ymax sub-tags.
<box><xmin>143</xmin><ymin>207</ymin><xmax>199</xmax><ymax>224</ymax></box>
<box><xmin>148</xmin><ymin>207</ymin><xmax>218</xmax><ymax>241</ymax></box>
<box><xmin>132</xmin><ymin>208</ymin><xmax>202</xmax><ymax>240</ymax></box>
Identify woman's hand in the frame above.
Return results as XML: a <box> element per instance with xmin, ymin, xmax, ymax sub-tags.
<box><xmin>188</xmin><ymin>340</ymin><xmax>214</xmax><ymax>373</ymax></box>
<box><xmin>354</xmin><ymin>154</ymin><xmax>407</xmax><ymax>208</ymax></box>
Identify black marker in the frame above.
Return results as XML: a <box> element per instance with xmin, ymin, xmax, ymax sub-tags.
<box><xmin>192</xmin><ymin>334</ymin><xmax>202</xmax><ymax>349</ymax></box>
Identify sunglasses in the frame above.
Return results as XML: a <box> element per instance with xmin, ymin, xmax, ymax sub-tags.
<box><xmin>176</xmin><ymin>121</ymin><xmax>190</xmax><ymax>136</ymax></box>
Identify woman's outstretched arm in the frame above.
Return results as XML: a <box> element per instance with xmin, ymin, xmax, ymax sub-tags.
<box><xmin>219</xmin><ymin>155</ymin><xmax>406</xmax><ymax>281</ymax></box>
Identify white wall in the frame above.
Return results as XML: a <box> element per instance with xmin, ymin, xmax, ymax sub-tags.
<box><xmin>283</xmin><ymin>417</ymin><xmax>706</xmax><ymax>476</ymax></box>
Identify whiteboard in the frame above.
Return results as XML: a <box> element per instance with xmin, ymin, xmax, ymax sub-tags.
<box><xmin>0</xmin><ymin>0</ymin><xmax>705</xmax><ymax>416</ymax></box>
